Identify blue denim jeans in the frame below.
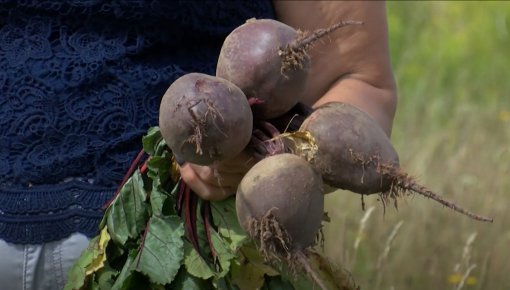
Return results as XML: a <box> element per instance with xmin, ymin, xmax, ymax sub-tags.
<box><xmin>0</xmin><ymin>233</ymin><xmax>89</xmax><ymax>290</ymax></box>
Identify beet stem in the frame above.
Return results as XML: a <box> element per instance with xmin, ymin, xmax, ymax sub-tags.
<box><xmin>183</xmin><ymin>184</ymin><xmax>202</xmax><ymax>256</ymax></box>
<box><xmin>135</xmin><ymin>218</ymin><xmax>152</xmax><ymax>269</ymax></box>
<box><xmin>176</xmin><ymin>178</ymin><xmax>186</xmax><ymax>216</ymax></box>
<box><xmin>248</xmin><ymin>97</ymin><xmax>265</xmax><ymax>106</ymax></box>
<box><xmin>103</xmin><ymin>149</ymin><xmax>146</xmax><ymax>209</ymax></box>
<box><xmin>252</xmin><ymin>121</ymin><xmax>285</xmax><ymax>156</ymax></box>
<box><xmin>258</xmin><ymin>120</ymin><xmax>281</xmax><ymax>138</ymax></box>
<box><xmin>201</xmin><ymin>201</ymin><xmax>217</xmax><ymax>262</ymax></box>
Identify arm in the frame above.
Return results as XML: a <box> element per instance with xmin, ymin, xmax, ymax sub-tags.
<box><xmin>274</xmin><ymin>1</ymin><xmax>397</xmax><ymax>136</ymax></box>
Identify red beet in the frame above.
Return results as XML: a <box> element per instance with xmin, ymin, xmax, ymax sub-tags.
<box><xmin>299</xmin><ymin>102</ymin><xmax>493</xmax><ymax>222</ymax></box>
<box><xmin>236</xmin><ymin>153</ymin><xmax>324</xmax><ymax>255</ymax></box>
<box><xmin>159</xmin><ymin>73</ymin><xmax>253</xmax><ymax>165</ymax></box>
<box><xmin>217</xmin><ymin>18</ymin><xmax>361</xmax><ymax>119</ymax></box>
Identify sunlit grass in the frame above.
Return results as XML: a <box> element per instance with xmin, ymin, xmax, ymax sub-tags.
<box><xmin>323</xmin><ymin>2</ymin><xmax>510</xmax><ymax>289</ymax></box>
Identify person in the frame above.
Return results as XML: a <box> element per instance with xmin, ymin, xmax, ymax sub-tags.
<box><xmin>0</xmin><ymin>1</ymin><xmax>396</xmax><ymax>289</ymax></box>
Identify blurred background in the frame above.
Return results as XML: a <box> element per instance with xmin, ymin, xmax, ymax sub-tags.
<box><xmin>323</xmin><ymin>1</ymin><xmax>510</xmax><ymax>289</ymax></box>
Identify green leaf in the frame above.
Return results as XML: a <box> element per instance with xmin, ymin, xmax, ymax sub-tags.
<box><xmin>231</xmin><ymin>243</ymin><xmax>280</xmax><ymax>290</ymax></box>
<box><xmin>230</xmin><ymin>259</ymin><xmax>267</xmax><ymax>290</ymax></box>
<box><xmin>238</xmin><ymin>244</ymin><xmax>279</xmax><ymax>277</ymax></box>
<box><xmin>95</xmin><ymin>264</ymin><xmax>117</xmax><ymax>290</ymax></box>
<box><xmin>184</xmin><ymin>201</ymin><xmax>236</xmax><ymax>281</ymax></box>
<box><xmin>142</xmin><ymin>127</ymin><xmax>163</xmax><ymax>156</ymax></box>
<box><xmin>142</xmin><ymin>126</ymin><xmax>169</xmax><ymax>158</ymax></box>
<box><xmin>65</xmin><ymin>237</ymin><xmax>100</xmax><ymax>290</ymax></box>
<box><xmin>261</xmin><ymin>275</ymin><xmax>296</xmax><ymax>290</ymax></box>
<box><xmin>213</xmin><ymin>277</ymin><xmax>237</xmax><ymax>290</ymax></box>
<box><xmin>85</xmin><ymin>279</ymin><xmax>101</xmax><ymax>290</ymax></box>
<box><xmin>144</xmin><ymin>133</ymin><xmax>176</xmax><ymax>218</ymax></box>
<box><xmin>149</xmin><ymin>178</ymin><xmax>169</xmax><ymax>217</ymax></box>
<box><xmin>135</xmin><ymin>216</ymin><xmax>185</xmax><ymax>285</ymax></box>
<box><xmin>154</xmin><ymin>140</ymin><xmax>169</xmax><ymax>157</ymax></box>
<box><xmin>182</xmin><ymin>198</ymin><xmax>248</xmax><ymax>282</ymax></box>
<box><xmin>147</xmin><ymin>155</ymin><xmax>172</xmax><ymax>184</ymax></box>
<box><xmin>161</xmin><ymin>182</ymin><xmax>180</xmax><ymax>216</ymax></box>
<box><xmin>104</xmin><ymin>239</ymin><xmax>125</xmax><ymax>266</ymax></box>
<box><xmin>170</xmin><ymin>267</ymin><xmax>211</xmax><ymax>290</ymax></box>
<box><xmin>106</xmin><ymin>170</ymin><xmax>149</xmax><ymax>245</ymax></box>
<box><xmin>98</xmin><ymin>205</ymin><xmax>110</xmax><ymax>230</ymax></box>
<box><xmin>184</xmin><ymin>242</ymin><xmax>215</xmax><ymax>280</ymax></box>
<box><xmin>84</xmin><ymin>227</ymin><xmax>110</xmax><ymax>276</ymax></box>
<box><xmin>210</xmin><ymin>230</ymin><xmax>236</xmax><ymax>278</ymax></box>
<box><xmin>65</xmin><ymin>227</ymin><xmax>113</xmax><ymax>290</ymax></box>
<box><xmin>211</xmin><ymin>197</ymin><xmax>248</xmax><ymax>252</ymax></box>
<box><xmin>110</xmin><ymin>250</ymin><xmax>138</xmax><ymax>290</ymax></box>
<box><xmin>283</xmin><ymin>273</ymin><xmax>313</xmax><ymax>290</ymax></box>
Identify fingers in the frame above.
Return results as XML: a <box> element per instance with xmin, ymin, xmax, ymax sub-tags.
<box><xmin>179</xmin><ymin>163</ymin><xmax>238</xmax><ymax>201</ymax></box>
<box><xmin>217</xmin><ymin>150</ymin><xmax>258</xmax><ymax>173</ymax></box>
<box><xmin>192</xmin><ymin>164</ymin><xmax>245</xmax><ymax>187</ymax></box>
<box><xmin>177</xmin><ymin>150</ymin><xmax>259</xmax><ymax>201</ymax></box>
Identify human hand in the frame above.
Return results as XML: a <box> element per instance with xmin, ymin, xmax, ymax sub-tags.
<box><xmin>178</xmin><ymin>150</ymin><xmax>258</xmax><ymax>201</ymax></box>
<box><xmin>177</xmin><ymin>117</ymin><xmax>290</xmax><ymax>201</ymax></box>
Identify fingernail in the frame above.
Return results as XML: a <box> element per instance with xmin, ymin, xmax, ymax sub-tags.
<box><xmin>174</xmin><ymin>154</ymin><xmax>186</xmax><ymax>166</ymax></box>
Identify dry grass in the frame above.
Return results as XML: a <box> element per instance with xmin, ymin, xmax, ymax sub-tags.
<box><xmin>322</xmin><ymin>2</ymin><xmax>510</xmax><ymax>289</ymax></box>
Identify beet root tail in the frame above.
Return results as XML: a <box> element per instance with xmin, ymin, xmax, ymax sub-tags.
<box><xmin>291</xmin><ymin>20</ymin><xmax>364</xmax><ymax>51</ymax></box>
<box><xmin>296</xmin><ymin>250</ymin><xmax>329</xmax><ymax>290</ymax></box>
<box><xmin>280</xmin><ymin>21</ymin><xmax>363</xmax><ymax>72</ymax></box>
<box><xmin>392</xmin><ymin>173</ymin><xmax>494</xmax><ymax>223</ymax></box>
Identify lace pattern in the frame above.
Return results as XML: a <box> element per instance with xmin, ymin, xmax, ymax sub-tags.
<box><xmin>0</xmin><ymin>0</ymin><xmax>275</xmax><ymax>243</ymax></box>
<box><xmin>0</xmin><ymin>181</ymin><xmax>113</xmax><ymax>244</ymax></box>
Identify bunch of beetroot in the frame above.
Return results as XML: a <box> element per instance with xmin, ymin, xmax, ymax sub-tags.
<box><xmin>158</xmin><ymin>18</ymin><xmax>492</xmax><ymax>289</ymax></box>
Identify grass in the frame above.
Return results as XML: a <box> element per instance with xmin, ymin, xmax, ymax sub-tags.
<box><xmin>322</xmin><ymin>2</ymin><xmax>510</xmax><ymax>289</ymax></box>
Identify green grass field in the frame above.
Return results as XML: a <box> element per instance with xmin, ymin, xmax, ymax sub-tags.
<box><xmin>322</xmin><ymin>2</ymin><xmax>510</xmax><ymax>289</ymax></box>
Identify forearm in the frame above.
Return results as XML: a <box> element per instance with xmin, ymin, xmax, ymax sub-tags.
<box><xmin>313</xmin><ymin>76</ymin><xmax>397</xmax><ymax>137</ymax></box>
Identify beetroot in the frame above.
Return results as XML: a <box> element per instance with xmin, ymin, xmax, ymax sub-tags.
<box><xmin>236</xmin><ymin>153</ymin><xmax>324</xmax><ymax>256</ymax></box>
<box><xmin>159</xmin><ymin>73</ymin><xmax>252</xmax><ymax>165</ymax></box>
<box><xmin>299</xmin><ymin>102</ymin><xmax>493</xmax><ymax>222</ymax></box>
<box><xmin>217</xmin><ymin>18</ymin><xmax>361</xmax><ymax>119</ymax></box>
<box><xmin>300</xmin><ymin>102</ymin><xmax>399</xmax><ymax>195</ymax></box>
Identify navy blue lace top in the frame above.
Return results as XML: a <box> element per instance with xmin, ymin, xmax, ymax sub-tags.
<box><xmin>0</xmin><ymin>0</ymin><xmax>275</xmax><ymax>244</ymax></box>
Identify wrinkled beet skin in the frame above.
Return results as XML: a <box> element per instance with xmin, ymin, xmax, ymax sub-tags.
<box><xmin>217</xmin><ymin>19</ymin><xmax>310</xmax><ymax>119</ymax></box>
<box><xmin>236</xmin><ymin>153</ymin><xmax>324</xmax><ymax>251</ymax></box>
<box><xmin>300</xmin><ymin>102</ymin><xmax>400</xmax><ymax>195</ymax></box>
<box><xmin>159</xmin><ymin>73</ymin><xmax>253</xmax><ymax>165</ymax></box>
